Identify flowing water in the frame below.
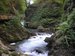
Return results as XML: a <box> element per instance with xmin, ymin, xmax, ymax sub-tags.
<box><xmin>16</xmin><ymin>32</ymin><xmax>53</xmax><ymax>56</ymax></box>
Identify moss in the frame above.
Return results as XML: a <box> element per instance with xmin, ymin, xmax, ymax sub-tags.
<box><xmin>10</xmin><ymin>52</ymin><xmax>19</xmax><ymax>56</ymax></box>
<box><xmin>18</xmin><ymin>0</ymin><xmax>27</xmax><ymax>14</ymax></box>
<box><xmin>0</xmin><ymin>0</ymin><xmax>10</xmax><ymax>14</ymax></box>
<box><xmin>0</xmin><ymin>16</ymin><xmax>30</xmax><ymax>43</ymax></box>
<box><xmin>0</xmin><ymin>48</ymin><xmax>4</xmax><ymax>54</ymax></box>
<box><xmin>0</xmin><ymin>48</ymin><xmax>9</xmax><ymax>55</ymax></box>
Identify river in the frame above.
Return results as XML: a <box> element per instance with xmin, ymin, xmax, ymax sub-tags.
<box><xmin>16</xmin><ymin>32</ymin><xmax>53</xmax><ymax>56</ymax></box>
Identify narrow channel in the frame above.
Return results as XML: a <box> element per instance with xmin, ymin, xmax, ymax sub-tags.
<box><xmin>16</xmin><ymin>32</ymin><xmax>53</xmax><ymax>56</ymax></box>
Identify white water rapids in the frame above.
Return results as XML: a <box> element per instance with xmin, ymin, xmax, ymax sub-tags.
<box><xmin>16</xmin><ymin>32</ymin><xmax>53</xmax><ymax>56</ymax></box>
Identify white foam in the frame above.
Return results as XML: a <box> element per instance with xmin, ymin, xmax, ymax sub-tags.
<box><xmin>10</xmin><ymin>43</ymin><xmax>16</xmax><ymax>46</ymax></box>
<box><xmin>17</xmin><ymin>33</ymin><xmax>53</xmax><ymax>56</ymax></box>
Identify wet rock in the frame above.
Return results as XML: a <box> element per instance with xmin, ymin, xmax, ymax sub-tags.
<box><xmin>45</xmin><ymin>38</ymin><xmax>51</xmax><ymax>43</ymax></box>
<box><xmin>48</xmin><ymin>50</ymin><xmax>54</xmax><ymax>55</ymax></box>
<box><xmin>10</xmin><ymin>43</ymin><xmax>16</xmax><ymax>46</ymax></box>
<box><xmin>45</xmin><ymin>37</ymin><xmax>54</xmax><ymax>43</ymax></box>
<box><xmin>71</xmin><ymin>49</ymin><xmax>75</xmax><ymax>55</ymax></box>
<box><xmin>33</xmin><ymin>37</ymin><xmax>36</xmax><ymax>38</ymax></box>
<box><xmin>8</xmin><ymin>46</ymin><xmax>15</xmax><ymax>51</ymax></box>
<box><xmin>37</xmin><ymin>25</ymin><xmax>45</xmax><ymax>32</ymax></box>
<box><xmin>45</xmin><ymin>38</ymin><xmax>54</xmax><ymax>48</ymax></box>
<box><xmin>50</xmin><ymin>55</ymin><xmax>54</xmax><ymax>56</ymax></box>
<box><xmin>37</xmin><ymin>25</ymin><xmax>51</xmax><ymax>32</ymax></box>
<box><xmin>38</xmin><ymin>33</ymin><xmax>41</xmax><ymax>35</ymax></box>
<box><xmin>43</xmin><ymin>28</ymin><xmax>50</xmax><ymax>32</ymax></box>
<box><xmin>30</xmin><ymin>32</ymin><xmax>36</xmax><ymax>36</ymax></box>
<box><xmin>35</xmin><ymin>49</ymin><xmax>42</xmax><ymax>53</ymax></box>
<box><xmin>27</xmin><ymin>22</ymin><xmax>39</xmax><ymax>29</ymax></box>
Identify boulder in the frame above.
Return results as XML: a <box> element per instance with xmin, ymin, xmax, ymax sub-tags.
<box><xmin>37</xmin><ymin>25</ymin><xmax>45</xmax><ymax>32</ymax></box>
<box><xmin>28</xmin><ymin>22</ymin><xmax>39</xmax><ymax>29</ymax></box>
<box><xmin>0</xmin><ymin>24</ymin><xmax>30</xmax><ymax>43</ymax></box>
<box><xmin>45</xmin><ymin>37</ymin><xmax>54</xmax><ymax>48</ymax></box>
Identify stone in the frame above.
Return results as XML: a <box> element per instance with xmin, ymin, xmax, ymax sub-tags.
<box><xmin>45</xmin><ymin>37</ymin><xmax>54</xmax><ymax>48</ymax></box>
<box><xmin>0</xmin><ymin>40</ymin><xmax>10</xmax><ymax>50</ymax></box>
<box><xmin>2</xmin><ymin>53</ymin><xmax>9</xmax><ymax>56</ymax></box>
<box><xmin>37</xmin><ymin>25</ymin><xmax>44</xmax><ymax>32</ymax></box>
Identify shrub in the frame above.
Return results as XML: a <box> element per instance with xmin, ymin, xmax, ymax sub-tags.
<box><xmin>56</xmin><ymin>8</ymin><xmax>75</xmax><ymax>47</ymax></box>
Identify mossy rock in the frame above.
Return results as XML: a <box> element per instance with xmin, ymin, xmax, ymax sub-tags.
<box><xmin>28</xmin><ymin>22</ymin><xmax>40</xmax><ymax>29</ymax></box>
<box><xmin>10</xmin><ymin>52</ymin><xmax>19</xmax><ymax>56</ymax></box>
<box><xmin>37</xmin><ymin>25</ymin><xmax>44</xmax><ymax>32</ymax></box>
<box><xmin>0</xmin><ymin>17</ymin><xmax>30</xmax><ymax>43</ymax></box>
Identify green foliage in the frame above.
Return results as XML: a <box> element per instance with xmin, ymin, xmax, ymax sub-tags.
<box><xmin>58</xmin><ymin>8</ymin><xmax>75</xmax><ymax>31</ymax></box>
<box><xmin>6</xmin><ymin>16</ymin><xmax>22</xmax><ymax>27</ymax></box>
<box><xmin>57</xmin><ymin>8</ymin><xmax>75</xmax><ymax>47</ymax></box>
<box><xmin>55</xmin><ymin>0</ymin><xmax>65</xmax><ymax>4</ymax></box>
<box><xmin>18</xmin><ymin>0</ymin><xmax>27</xmax><ymax>14</ymax></box>
<box><xmin>41</xmin><ymin>19</ymin><xmax>53</xmax><ymax>25</ymax></box>
<box><xmin>0</xmin><ymin>0</ymin><xmax>27</xmax><ymax>14</ymax></box>
<box><xmin>0</xmin><ymin>16</ymin><xmax>29</xmax><ymax>42</ymax></box>
<box><xmin>30</xmin><ymin>2</ymin><xmax>62</xmax><ymax>28</ymax></box>
<box><xmin>33</xmin><ymin>0</ymin><xmax>57</xmax><ymax>4</ymax></box>
<box><xmin>33</xmin><ymin>0</ymin><xmax>46</xmax><ymax>4</ymax></box>
<box><xmin>41</xmin><ymin>18</ymin><xmax>56</xmax><ymax>27</ymax></box>
<box><xmin>57</xmin><ymin>21</ymin><xmax>70</xmax><ymax>31</ymax></box>
<box><xmin>29</xmin><ymin>21</ymin><xmax>40</xmax><ymax>28</ymax></box>
<box><xmin>0</xmin><ymin>0</ymin><xmax>10</xmax><ymax>14</ymax></box>
<box><xmin>31</xmin><ymin>6</ymin><xmax>61</xmax><ymax>21</ymax></box>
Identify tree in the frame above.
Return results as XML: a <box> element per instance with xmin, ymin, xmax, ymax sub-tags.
<box><xmin>0</xmin><ymin>0</ymin><xmax>27</xmax><ymax>14</ymax></box>
<box><xmin>18</xmin><ymin>0</ymin><xmax>27</xmax><ymax>14</ymax></box>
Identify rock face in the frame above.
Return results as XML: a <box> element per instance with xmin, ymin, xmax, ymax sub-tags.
<box><xmin>0</xmin><ymin>25</ymin><xmax>30</xmax><ymax>43</ymax></box>
<box><xmin>0</xmin><ymin>40</ymin><xmax>9</xmax><ymax>50</ymax></box>
<box><xmin>0</xmin><ymin>40</ymin><xmax>9</xmax><ymax>56</ymax></box>
<box><xmin>0</xmin><ymin>15</ymin><xmax>13</xmax><ymax>20</ymax></box>
<box><xmin>0</xmin><ymin>18</ymin><xmax>31</xmax><ymax>43</ymax></box>
<box><xmin>0</xmin><ymin>16</ymin><xmax>32</xmax><ymax>55</ymax></box>
<box><xmin>45</xmin><ymin>30</ymin><xmax>75</xmax><ymax>56</ymax></box>
<box><xmin>0</xmin><ymin>28</ymin><xmax>30</xmax><ymax>55</ymax></box>
<box><xmin>0</xmin><ymin>38</ymin><xmax>29</xmax><ymax>56</ymax></box>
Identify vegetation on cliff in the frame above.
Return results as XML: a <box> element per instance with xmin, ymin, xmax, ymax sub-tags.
<box><xmin>0</xmin><ymin>0</ymin><xmax>29</xmax><ymax>56</ymax></box>
<box><xmin>0</xmin><ymin>0</ymin><xmax>75</xmax><ymax>56</ymax></box>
